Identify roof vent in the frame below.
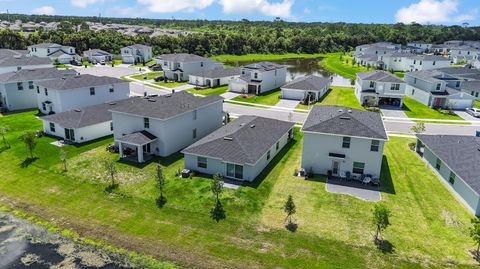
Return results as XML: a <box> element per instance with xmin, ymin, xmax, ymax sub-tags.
<box><xmin>74</xmin><ymin>109</ymin><xmax>81</xmax><ymax>112</ymax></box>
<box><xmin>223</xmin><ymin>137</ymin><xmax>233</xmax><ymax>141</ymax></box>
<box><xmin>340</xmin><ymin>116</ymin><xmax>351</xmax><ymax>120</ymax></box>
<box><xmin>338</xmin><ymin>109</ymin><xmax>343</xmax><ymax>113</ymax></box>
<box><xmin>148</xmin><ymin>99</ymin><xmax>156</xmax><ymax>102</ymax></box>
<box><xmin>347</xmin><ymin>109</ymin><xmax>352</xmax><ymax>113</ymax></box>
<box><xmin>13</xmin><ymin>55</ymin><xmax>21</xmax><ymax>59</ymax></box>
<box><xmin>109</xmin><ymin>102</ymin><xmax>116</xmax><ymax>105</ymax></box>
<box><xmin>250</xmin><ymin>124</ymin><xmax>255</xmax><ymax>128</ymax></box>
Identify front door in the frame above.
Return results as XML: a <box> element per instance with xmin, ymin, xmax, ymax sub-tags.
<box><xmin>434</xmin><ymin>98</ymin><xmax>443</xmax><ymax>108</ymax></box>
<box><xmin>331</xmin><ymin>160</ymin><xmax>340</xmax><ymax>175</ymax></box>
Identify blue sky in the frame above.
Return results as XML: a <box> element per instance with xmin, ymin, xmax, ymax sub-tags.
<box><xmin>2</xmin><ymin>0</ymin><xmax>479</xmax><ymax>25</ymax></box>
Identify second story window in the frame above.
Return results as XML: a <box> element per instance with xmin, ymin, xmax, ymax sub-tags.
<box><xmin>419</xmin><ymin>61</ymin><xmax>423</xmax><ymax>65</ymax></box>
<box><xmin>193</xmin><ymin>110</ymin><xmax>197</xmax><ymax>120</ymax></box>
<box><xmin>192</xmin><ymin>128</ymin><xmax>197</xmax><ymax>139</ymax></box>
<box><xmin>267</xmin><ymin>150</ymin><xmax>271</xmax><ymax>160</ymax></box>
<box><xmin>49</xmin><ymin>122</ymin><xmax>55</xmax><ymax>132</ymax></box>
<box><xmin>342</xmin><ymin>137</ymin><xmax>351</xmax><ymax>149</ymax></box>
<box><xmin>144</xmin><ymin>117</ymin><xmax>150</xmax><ymax>128</ymax></box>
<box><xmin>456</xmin><ymin>81</ymin><xmax>460</xmax><ymax>88</ymax></box>
<box><xmin>44</xmin><ymin>88</ymin><xmax>48</xmax><ymax>96</ymax></box>
<box><xmin>370</xmin><ymin>140</ymin><xmax>380</xmax><ymax>152</ymax></box>
<box><xmin>369</xmin><ymin>81</ymin><xmax>375</xmax><ymax>88</ymax></box>
<box><xmin>436</xmin><ymin>83</ymin><xmax>441</xmax><ymax>91</ymax></box>
<box><xmin>390</xmin><ymin>83</ymin><xmax>400</xmax><ymax>91</ymax></box>
<box><xmin>17</xmin><ymin>82</ymin><xmax>23</xmax><ymax>91</ymax></box>
<box><xmin>200</xmin><ymin>62</ymin><xmax>204</xmax><ymax>67</ymax></box>
<box><xmin>109</xmin><ymin>85</ymin><xmax>114</xmax><ymax>93</ymax></box>
<box><xmin>90</xmin><ymin>87</ymin><xmax>95</xmax><ymax>95</ymax></box>
<box><xmin>28</xmin><ymin>81</ymin><xmax>34</xmax><ymax>89</ymax></box>
<box><xmin>36</xmin><ymin>86</ymin><xmax>40</xmax><ymax>94</ymax></box>
<box><xmin>110</xmin><ymin>122</ymin><xmax>113</xmax><ymax>131</ymax></box>
<box><xmin>254</xmin><ymin>73</ymin><xmax>258</xmax><ymax>79</ymax></box>
<box><xmin>435</xmin><ymin>158</ymin><xmax>441</xmax><ymax>170</ymax></box>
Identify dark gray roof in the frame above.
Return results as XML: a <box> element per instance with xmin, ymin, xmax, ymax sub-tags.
<box><xmin>35</xmin><ymin>74</ymin><xmax>126</xmax><ymax>90</ymax></box>
<box><xmin>124</xmin><ymin>44</ymin><xmax>151</xmax><ymax>50</ymax></box>
<box><xmin>0</xmin><ymin>68</ymin><xmax>77</xmax><ymax>83</ymax></box>
<box><xmin>0</xmin><ymin>49</ymin><xmax>26</xmax><ymax>59</ymax></box>
<box><xmin>109</xmin><ymin>91</ymin><xmax>223</xmax><ymax>120</ymax></box>
<box><xmin>29</xmin><ymin>43</ymin><xmax>61</xmax><ymax>48</ymax></box>
<box><xmin>190</xmin><ymin>67</ymin><xmax>240</xmax><ymax>79</ymax></box>
<box><xmin>40</xmin><ymin>99</ymin><xmax>129</xmax><ymax>128</ymax></box>
<box><xmin>435</xmin><ymin>67</ymin><xmax>480</xmax><ymax>76</ymax></box>
<box><xmin>0</xmin><ymin>55</ymin><xmax>52</xmax><ymax>67</ymax></box>
<box><xmin>117</xmin><ymin>130</ymin><xmax>157</xmax><ymax>145</ymax></box>
<box><xmin>417</xmin><ymin>134</ymin><xmax>480</xmax><ymax>194</ymax></box>
<box><xmin>182</xmin><ymin>116</ymin><xmax>294</xmax><ymax>165</ymax></box>
<box><xmin>281</xmin><ymin>75</ymin><xmax>330</xmax><ymax>92</ymax></box>
<box><xmin>244</xmin><ymin>61</ymin><xmax>285</xmax><ymax>72</ymax></box>
<box><xmin>302</xmin><ymin>106</ymin><xmax>388</xmax><ymax>140</ymax></box>
<box><xmin>461</xmin><ymin>80</ymin><xmax>480</xmax><ymax>91</ymax></box>
<box><xmin>83</xmin><ymin>49</ymin><xmax>111</xmax><ymax>57</ymax></box>
<box><xmin>156</xmin><ymin>53</ymin><xmax>216</xmax><ymax>63</ymax></box>
<box><xmin>357</xmin><ymin>70</ymin><xmax>404</xmax><ymax>83</ymax></box>
<box><xmin>409</xmin><ymin>55</ymin><xmax>449</xmax><ymax>61</ymax></box>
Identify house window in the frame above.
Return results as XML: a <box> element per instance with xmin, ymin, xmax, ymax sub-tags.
<box><xmin>144</xmin><ymin>117</ymin><xmax>150</xmax><ymax>128</ymax></box>
<box><xmin>193</xmin><ymin>128</ymin><xmax>197</xmax><ymax>139</ymax></box>
<box><xmin>342</xmin><ymin>137</ymin><xmax>351</xmax><ymax>149</ymax></box>
<box><xmin>17</xmin><ymin>82</ymin><xmax>23</xmax><ymax>90</ymax></box>
<box><xmin>369</xmin><ymin>81</ymin><xmax>375</xmax><ymax>88</ymax></box>
<box><xmin>200</xmin><ymin>62</ymin><xmax>204</xmax><ymax>67</ymax></box>
<box><xmin>267</xmin><ymin>150</ymin><xmax>271</xmax><ymax>160</ymax></box>
<box><xmin>413</xmin><ymin>60</ymin><xmax>416</xmax><ymax>64</ymax></box>
<box><xmin>433</xmin><ymin>61</ymin><xmax>436</xmax><ymax>66</ymax></box>
<box><xmin>36</xmin><ymin>86</ymin><xmax>40</xmax><ymax>94</ymax></box>
<box><xmin>370</xmin><ymin>140</ymin><xmax>380</xmax><ymax>152</ymax></box>
<box><xmin>254</xmin><ymin>73</ymin><xmax>258</xmax><ymax>79</ymax></box>
<box><xmin>109</xmin><ymin>86</ymin><xmax>114</xmax><ymax>93</ymax></box>
<box><xmin>42</xmin><ymin>103</ymin><xmax>46</xmax><ymax>111</ymax></box>
<box><xmin>226</xmin><ymin>163</ymin><xmax>243</xmax><ymax>179</ymax></box>
<box><xmin>435</xmin><ymin>158</ymin><xmax>441</xmax><ymax>170</ymax></box>
<box><xmin>390</xmin><ymin>83</ymin><xmax>400</xmax><ymax>91</ymax></box>
<box><xmin>353</xmin><ymin>162</ymin><xmax>365</xmax><ymax>174</ymax></box>
<box><xmin>276</xmin><ymin>141</ymin><xmax>280</xmax><ymax>151</ymax></box>
<box><xmin>197</xmin><ymin>157</ymin><xmax>207</xmax><ymax>168</ymax></box>
<box><xmin>90</xmin><ymin>87</ymin><xmax>95</xmax><ymax>95</ymax></box>
<box><xmin>414</xmin><ymin>78</ymin><xmax>417</xmax><ymax>84</ymax></box>
<box><xmin>49</xmin><ymin>122</ymin><xmax>55</xmax><ymax>132</ymax></box>
<box><xmin>17</xmin><ymin>66</ymin><xmax>21</xmax><ymax>71</ymax></box>
<box><xmin>472</xmin><ymin>91</ymin><xmax>475</xmax><ymax>96</ymax></box>
<box><xmin>193</xmin><ymin>110</ymin><xmax>197</xmax><ymax>120</ymax></box>
<box><xmin>419</xmin><ymin>61</ymin><xmax>423</xmax><ymax>65</ymax></box>
<box><xmin>44</xmin><ymin>88</ymin><xmax>48</xmax><ymax>96</ymax></box>
<box><xmin>28</xmin><ymin>81</ymin><xmax>34</xmax><ymax>89</ymax></box>
<box><xmin>449</xmin><ymin>172</ymin><xmax>455</xmax><ymax>185</ymax></box>
<box><xmin>110</xmin><ymin>122</ymin><xmax>113</xmax><ymax>131</ymax></box>
<box><xmin>456</xmin><ymin>81</ymin><xmax>460</xmax><ymax>88</ymax></box>
<box><xmin>412</xmin><ymin>89</ymin><xmax>415</xmax><ymax>95</ymax></box>
<box><xmin>436</xmin><ymin>83</ymin><xmax>441</xmax><ymax>91</ymax></box>
<box><xmin>476</xmin><ymin>92</ymin><xmax>479</xmax><ymax>98</ymax></box>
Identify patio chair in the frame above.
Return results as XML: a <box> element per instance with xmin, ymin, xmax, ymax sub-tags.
<box><xmin>371</xmin><ymin>176</ymin><xmax>380</xmax><ymax>186</ymax></box>
<box><xmin>345</xmin><ymin>171</ymin><xmax>351</xmax><ymax>181</ymax></box>
<box><xmin>362</xmin><ymin>176</ymin><xmax>371</xmax><ymax>185</ymax></box>
<box><xmin>339</xmin><ymin>171</ymin><xmax>347</xmax><ymax>180</ymax></box>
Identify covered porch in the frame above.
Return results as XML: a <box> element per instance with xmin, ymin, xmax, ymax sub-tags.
<box><xmin>116</xmin><ymin>131</ymin><xmax>157</xmax><ymax>163</ymax></box>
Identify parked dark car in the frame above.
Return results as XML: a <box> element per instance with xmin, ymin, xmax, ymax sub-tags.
<box><xmin>150</xmin><ymin>64</ymin><xmax>163</xmax><ymax>71</ymax></box>
<box><xmin>70</xmin><ymin>60</ymin><xmax>82</xmax><ymax>66</ymax></box>
<box><xmin>154</xmin><ymin>76</ymin><xmax>164</xmax><ymax>82</ymax></box>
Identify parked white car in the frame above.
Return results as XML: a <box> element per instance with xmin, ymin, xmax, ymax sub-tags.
<box><xmin>466</xmin><ymin>107</ymin><xmax>480</xmax><ymax>117</ymax></box>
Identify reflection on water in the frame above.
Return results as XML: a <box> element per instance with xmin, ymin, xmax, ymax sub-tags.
<box><xmin>0</xmin><ymin>212</ymin><xmax>133</xmax><ymax>269</ymax></box>
<box><xmin>225</xmin><ymin>58</ymin><xmax>352</xmax><ymax>87</ymax></box>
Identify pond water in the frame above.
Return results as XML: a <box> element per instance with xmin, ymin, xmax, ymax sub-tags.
<box><xmin>225</xmin><ymin>57</ymin><xmax>352</xmax><ymax>87</ymax></box>
<box><xmin>0</xmin><ymin>211</ymin><xmax>135</xmax><ymax>269</ymax></box>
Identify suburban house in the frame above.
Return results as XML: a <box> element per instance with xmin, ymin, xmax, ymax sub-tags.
<box><xmin>188</xmin><ymin>67</ymin><xmax>241</xmax><ymax>87</ymax></box>
<box><xmin>40</xmin><ymin>100</ymin><xmax>129</xmax><ymax>143</ymax></box>
<box><xmin>182</xmin><ymin>115</ymin><xmax>294</xmax><ymax>182</ymax></box>
<box><xmin>460</xmin><ymin>81</ymin><xmax>480</xmax><ymax>99</ymax></box>
<box><xmin>27</xmin><ymin>43</ymin><xmax>79</xmax><ymax>64</ymax></box>
<box><xmin>120</xmin><ymin>44</ymin><xmax>152</xmax><ymax>64</ymax></box>
<box><xmin>355</xmin><ymin>70</ymin><xmax>406</xmax><ymax>107</ymax></box>
<box><xmin>229</xmin><ymin>62</ymin><xmax>287</xmax><ymax>94</ymax></box>
<box><xmin>82</xmin><ymin>49</ymin><xmax>113</xmax><ymax>63</ymax></box>
<box><xmin>301</xmin><ymin>106</ymin><xmax>388</xmax><ymax>179</ymax></box>
<box><xmin>407</xmin><ymin>41</ymin><xmax>433</xmax><ymax>53</ymax></box>
<box><xmin>415</xmin><ymin>134</ymin><xmax>480</xmax><ymax>216</ymax></box>
<box><xmin>379</xmin><ymin>53</ymin><xmax>450</xmax><ymax>72</ymax></box>
<box><xmin>109</xmin><ymin>92</ymin><xmax>224</xmax><ymax>163</ymax></box>
<box><xmin>0</xmin><ymin>54</ymin><xmax>52</xmax><ymax>74</ymax></box>
<box><xmin>35</xmin><ymin>74</ymin><xmax>130</xmax><ymax>114</ymax></box>
<box><xmin>405</xmin><ymin>69</ymin><xmax>476</xmax><ymax>110</ymax></box>
<box><xmin>450</xmin><ymin>46</ymin><xmax>479</xmax><ymax>61</ymax></box>
<box><xmin>280</xmin><ymin>75</ymin><xmax>331</xmax><ymax>102</ymax></box>
<box><xmin>0</xmin><ymin>68</ymin><xmax>77</xmax><ymax>112</ymax></box>
<box><xmin>156</xmin><ymin>53</ymin><xmax>224</xmax><ymax>82</ymax></box>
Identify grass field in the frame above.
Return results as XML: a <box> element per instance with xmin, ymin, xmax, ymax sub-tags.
<box><xmin>403</xmin><ymin>97</ymin><xmax>464</xmax><ymax>120</ymax></box>
<box><xmin>232</xmin><ymin>89</ymin><xmax>281</xmax><ymax>106</ymax></box>
<box><xmin>131</xmin><ymin>71</ymin><xmax>163</xmax><ymax>81</ymax></box>
<box><xmin>0</xmin><ymin>110</ymin><xmax>477</xmax><ymax>268</ymax></box>
<box><xmin>187</xmin><ymin>85</ymin><xmax>228</xmax><ymax>96</ymax></box>
<box><xmin>475</xmin><ymin>100</ymin><xmax>480</xmax><ymax>108</ymax></box>
<box><xmin>212</xmin><ymin>53</ymin><xmax>326</xmax><ymax>63</ymax></box>
<box><xmin>321</xmin><ymin>53</ymin><xmax>368</xmax><ymax>80</ymax></box>
<box><xmin>154</xmin><ymin>81</ymin><xmax>188</xmax><ymax>88</ymax></box>
<box><xmin>296</xmin><ymin>86</ymin><xmax>364</xmax><ymax>110</ymax></box>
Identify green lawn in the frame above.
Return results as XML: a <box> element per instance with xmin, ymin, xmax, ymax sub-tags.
<box><xmin>0</xmin><ymin>111</ymin><xmax>477</xmax><ymax>268</ymax></box>
<box><xmin>212</xmin><ymin>53</ymin><xmax>326</xmax><ymax>63</ymax></box>
<box><xmin>403</xmin><ymin>97</ymin><xmax>464</xmax><ymax>120</ymax></box>
<box><xmin>187</xmin><ymin>85</ymin><xmax>228</xmax><ymax>96</ymax></box>
<box><xmin>113</xmin><ymin>59</ymin><xmax>123</xmax><ymax>66</ymax></box>
<box><xmin>132</xmin><ymin>59</ymin><xmax>156</xmax><ymax>67</ymax></box>
<box><xmin>154</xmin><ymin>81</ymin><xmax>188</xmax><ymax>88</ymax></box>
<box><xmin>475</xmin><ymin>100</ymin><xmax>480</xmax><ymax>108</ymax></box>
<box><xmin>321</xmin><ymin>53</ymin><xmax>368</xmax><ymax>81</ymax></box>
<box><xmin>296</xmin><ymin>86</ymin><xmax>364</xmax><ymax>110</ymax></box>
<box><xmin>131</xmin><ymin>71</ymin><xmax>163</xmax><ymax>81</ymax></box>
<box><xmin>232</xmin><ymin>89</ymin><xmax>281</xmax><ymax>106</ymax></box>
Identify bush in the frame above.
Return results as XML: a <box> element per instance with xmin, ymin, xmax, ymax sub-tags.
<box><xmin>408</xmin><ymin>142</ymin><xmax>416</xmax><ymax>151</ymax></box>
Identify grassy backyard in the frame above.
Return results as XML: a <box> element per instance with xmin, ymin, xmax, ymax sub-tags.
<box><xmin>212</xmin><ymin>53</ymin><xmax>326</xmax><ymax>63</ymax></box>
<box><xmin>403</xmin><ymin>97</ymin><xmax>464</xmax><ymax>120</ymax></box>
<box><xmin>154</xmin><ymin>81</ymin><xmax>188</xmax><ymax>88</ymax></box>
<box><xmin>296</xmin><ymin>86</ymin><xmax>364</xmax><ymax>110</ymax></box>
<box><xmin>475</xmin><ymin>100</ymin><xmax>480</xmax><ymax>108</ymax></box>
<box><xmin>321</xmin><ymin>53</ymin><xmax>368</xmax><ymax>81</ymax></box>
<box><xmin>232</xmin><ymin>89</ymin><xmax>281</xmax><ymax>106</ymax></box>
<box><xmin>187</xmin><ymin>85</ymin><xmax>228</xmax><ymax>96</ymax></box>
<box><xmin>0</xmin><ymin>110</ymin><xmax>477</xmax><ymax>268</ymax></box>
<box><xmin>131</xmin><ymin>71</ymin><xmax>163</xmax><ymax>81</ymax></box>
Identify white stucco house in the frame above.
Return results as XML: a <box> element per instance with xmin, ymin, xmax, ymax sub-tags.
<box><xmin>405</xmin><ymin>68</ymin><xmax>476</xmax><ymax>110</ymax></box>
<box><xmin>109</xmin><ymin>91</ymin><xmax>224</xmax><ymax>163</ymax></box>
<box><xmin>355</xmin><ymin>70</ymin><xmax>406</xmax><ymax>107</ymax></box>
<box><xmin>27</xmin><ymin>43</ymin><xmax>80</xmax><ymax>64</ymax></box>
<box><xmin>379</xmin><ymin>53</ymin><xmax>450</xmax><ymax>72</ymax></box>
<box><xmin>229</xmin><ymin>62</ymin><xmax>287</xmax><ymax>94</ymax></box>
<box><xmin>121</xmin><ymin>44</ymin><xmax>152</xmax><ymax>64</ymax></box>
<box><xmin>407</xmin><ymin>41</ymin><xmax>433</xmax><ymax>53</ymax></box>
<box><xmin>82</xmin><ymin>49</ymin><xmax>113</xmax><ymax>63</ymax></box>
<box><xmin>0</xmin><ymin>68</ymin><xmax>77</xmax><ymax>112</ymax></box>
<box><xmin>35</xmin><ymin>74</ymin><xmax>130</xmax><ymax>114</ymax></box>
<box><xmin>280</xmin><ymin>75</ymin><xmax>330</xmax><ymax>102</ymax></box>
<box><xmin>0</xmin><ymin>53</ymin><xmax>52</xmax><ymax>74</ymax></box>
<box><xmin>156</xmin><ymin>53</ymin><xmax>224</xmax><ymax>82</ymax></box>
<box><xmin>188</xmin><ymin>67</ymin><xmax>241</xmax><ymax>87</ymax></box>
<box><xmin>301</xmin><ymin>106</ymin><xmax>388</xmax><ymax>179</ymax></box>
<box><xmin>182</xmin><ymin>115</ymin><xmax>294</xmax><ymax>182</ymax></box>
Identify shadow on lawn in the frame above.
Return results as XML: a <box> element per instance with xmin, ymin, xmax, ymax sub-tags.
<box><xmin>117</xmin><ymin>152</ymin><xmax>183</xmax><ymax>169</ymax></box>
<box><xmin>375</xmin><ymin>238</ymin><xmax>395</xmax><ymax>254</ymax></box>
<box><xmin>20</xmin><ymin>157</ymin><xmax>38</xmax><ymax>168</ymax></box>
<box><xmin>380</xmin><ymin>157</ymin><xmax>396</xmax><ymax>195</ymax></box>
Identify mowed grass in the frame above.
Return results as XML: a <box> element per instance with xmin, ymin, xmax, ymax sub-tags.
<box><xmin>212</xmin><ymin>53</ymin><xmax>326</xmax><ymax>63</ymax></box>
<box><xmin>187</xmin><ymin>85</ymin><xmax>228</xmax><ymax>96</ymax></box>
<box><xmin>321</xmin><ymin>53</ymin><xmax>368</xmax><ymax>80</ymax></box>
<box><xmin>0</xmin><ymin>111</ymin><xmax>477</xmax><ymax>268</ymax></box>
<box><xmin>475</xmin><ymin>100</ymin><xmax>480</xmax><ymax>108</ymax></box>
<box><xmin>403</xmin><ymin>97</ymin><xmax>464</xmax><ymax>120</ymax></box>
<box><xmin>296</xmin><ymin>86</ymin><xmax>364</xmax><ymax>110</ymax></box>
<box><xmin>154</xmin><ymin>81</ymin><xmax>188</xmax><ymax>88</ymax></box>
<box><xmin>131</xmin><ymin>71</ymin><xmax>163</xmax><ymax>81</ymax></box>
<box><xmin>232</xmin><ymin>89</ymin><xmax>281</xmax><ymax>106</ymax></box>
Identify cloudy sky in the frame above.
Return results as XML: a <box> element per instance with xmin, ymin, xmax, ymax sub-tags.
<box><xmin>2</xmin><ymin>0</ymin><xmax>480</xmax><ymax>25</ymax></box>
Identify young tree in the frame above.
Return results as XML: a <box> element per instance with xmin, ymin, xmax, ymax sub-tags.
<box><xmin>19</xmin><ymin>131</ymin><xmax>37</xmax><ymax>159</ymax></box>
<box><xmin>0</xmin><ymin>126</ymin><xmax>10</xmax><ymax>148</ymax></box>
<box><xmin>210</xmin><ymin>173</ymin><xmax>226</xmax><ymax>222</ymax></box>
<box><xmin>373</xmin><ymin>203</ymin><xmax>391</xmax><ymax>242</ymax></box>
<box><xmin>103</xmin><ymin>159</ymin><xmax>117</xmax><ymax>188</ymax></box>
<box><xmin>470</xmin><ymin>218</ymin><xmax>480</xmax><ymax>260</ymax></box>
<box><xmin>410</xmin><ymin>122</ymin><xmax>426</xmax><ymax>134</ymax></box>
<box><xmin>59</xmin><ymin>149</ymin><xmax>67</xmax><ymax>171</ymax></box>
<box><xmin>155</xmin><ymin>163</ymin><xmax>166</xmax><ymax>207</ymax></box>
<box><xmin>284</xmin><ymin>195</ymin><xmax>296</xmax><ymax>225</ymax></box>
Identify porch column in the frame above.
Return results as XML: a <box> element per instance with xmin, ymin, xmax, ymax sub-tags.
<box><xmin>137</xmin><ymin>145</ymin><xmax>144</xmax><ymax>163</ymax></box>
<box><xmin>118</xmin><ymin>142</ymin><xmax>123</xmax><ymax>158</ymax></box>
<box><xmin>399</xmin><ymin>98</ymin><xmax>404</xmax><ymax>108</ymax></box>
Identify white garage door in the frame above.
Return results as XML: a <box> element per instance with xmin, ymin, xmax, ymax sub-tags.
<box><xmin>448</xmin><ymin>99</ymin><xmax>474</xmax><ymax>110</ymax></box>
<box><xmin>281</xmin><ymin>89</ymin><xmax>305</xmax><ymax>100</ymax></box>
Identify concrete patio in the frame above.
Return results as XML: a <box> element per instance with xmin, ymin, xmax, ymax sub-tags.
<box><xmin>326</xmin><ymin>177</ymin><xmax>381</xmax><ymax>201</ymax></box>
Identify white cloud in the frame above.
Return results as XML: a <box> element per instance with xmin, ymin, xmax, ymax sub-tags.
<box><xmin>219</xmin><ymin>0</ymin><xmax>294</xmax><ymax>17</ymax></box>
<box><xmin>32</xmin><ymin>6</ymin><xmax>55</xmax><ymax>15</ymax></box>
<box><xmin>137</xmin><ymin>0</ymin><xmax>215</xmax><ymax>13</ymax></box>
<box><xmin>395</xmin><ymin>0</ymin><xmax>476</xmax><ymax>24</ymax></box>
<box><xmin>303</xmin><ymin>8</ymin><xmax>311</xmax><ymax>14</ymax></box>
<box><xmin>71</xmin><ymin>0</ymin><xmax>104</xmax><ymax>8</ymax></box>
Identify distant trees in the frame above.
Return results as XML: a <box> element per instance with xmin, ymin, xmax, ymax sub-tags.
<box><xmin>210</xmin><ymin>173</ymin><xmax>226</xmax><ymax>222</ymax></box>
<box><xmin>19</xmin><ymin>132</ymin><xmax>37</xmax><ymax>159</ymax></box>
<box><xmin>0</xmin><ymin>126</ymin><xmax>10</xmax><ymax>149</ymax></box>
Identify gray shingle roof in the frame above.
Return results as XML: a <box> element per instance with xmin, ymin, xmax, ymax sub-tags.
<box><xmin>302</xmin><ymin>106</ymin><xmax>388</xmax><ymax>140</ymax></box>
<box><xmin>408</xmin><ymin>55</ymin><xmax>449</xmax><ymax>61</ymax></box>
<box><xmin>124</xmin><ymin>44</ymin><xmax>151</xmax><ymax>50</ymax></box>
<box><xmin>182</xmin><ymin>115</ymin><xmax>294</xmax><ymax>165</ymax></box>
<box><xmin>357</xmin><ymin>70</ymin><xmax>404</xmax><ymax>83</ymax></box>
<box><xmin>417</xmin><ymin>134</ymin><xmax>480</xmax><ymax>194</ymax></box>
<box><xmin>40</xmin><ymin>99</ymin><xmax>129</xmax><ymax>128</ymax></box>
<box><xmin>117</xmin><ymin>130</ymin><xmax>157</xmax><ymax>145</ymax></box>
<box><xmin>0</xmin><ymin>68</ymin><xmax>77</xmax><ymax>83</ymax></box>
<box><xmin>190</xmin><ymin>67</ymin><xmax>241</xmax><ymax>79</ymax></box>
<box><xmin>30</xmin><ymin>43</ymin><xmax>61</xmax><ymax>48</ymax></box>
<box><xmin>109</xmin><ymin>91</ymin><xmax>223</xmax><ymax>120</ymax></box>
<box><xmin>461</xmin><ymin>80</ymin><xmax>480</xmax><ymax>91</ymax></box>
<box><xmin>156</xmin><ymin>53</ymin><xmax>217</xmax><ymax>63</ymax></box>
<box><xmin>435</xmin><ymin>67</ymin><xmax>480</xmax><ymax>76</ymax></box>
<box><xmin>281</xmin><ymin>75</ymin><xmax>330</xmax><ymax>92</ymax></box>
<box><xmin>244</xmin><ymin>61</ymin><xmax>285</xmax><ymax>72</ymax></box>
<box><xmin>35</xmin><ymin>74</ymin><xmax>126</xmax><ymax>90</ymax></box>
<box><xmin>83</xmin><ymin>49</ymin><xmax>111</xmax><ymax>57</ymax></box>
<box><xmin>0</xmin><ymin>49</ymin><xmax>25</xmax><ymax>59</ymax></box>
<box><xmin>0</xmin><ymin>55</ymin><xmax>52</xmax><ymax>67</ymax></box>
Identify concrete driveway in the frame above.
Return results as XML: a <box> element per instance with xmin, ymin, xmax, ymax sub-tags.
<box><xmin>173</xmin><ymin>84</ymin><xmax>195</xmax><ymax>92</ymax></box>
<box><xmin>275</xmin><ymin>99</ymin><xmax>300</xmax><ymax>110</ymax></box>
<box><xmin>456</xmin><ymin>111</ymin><xmax>480</xmax><ymax>121</ymax></box>
<box><xmin>381</xmin><ymin>106</ymin><xmax>407</xmax><ymax>118</ymax></box>
<box><xmin>221</xmin><ymin>92</ymin><xmax>240</xmax><ymax>100</ymax></box>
